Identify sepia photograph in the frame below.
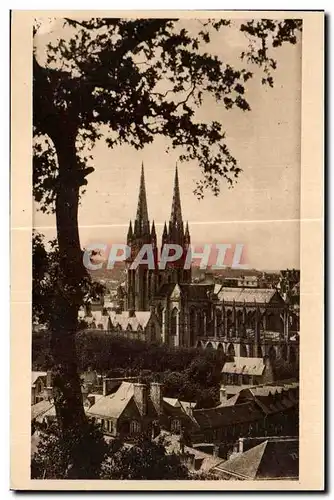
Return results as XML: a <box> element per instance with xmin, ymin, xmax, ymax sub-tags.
<box><xmin>10</xmin><ymin>10</ymin><xmax>324</xmax><ymax>490</ymax></box>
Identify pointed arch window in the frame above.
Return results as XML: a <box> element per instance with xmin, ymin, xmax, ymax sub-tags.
<box><xmin>171</xmin><ymin>308</ymin><xmax>178</xmax><ymax>337</ymax></box>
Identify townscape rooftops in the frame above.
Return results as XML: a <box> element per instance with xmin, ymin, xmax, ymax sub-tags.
<box><xmin>192</xmin><ymin>401</ymin><xmax>263</xmax><ymax>429</ymax></box>
<box><xmin>214</xmin><ymin>286</ymin><xmax>283</xmax><ymax>304</ymax></box>
<box><xmin>87</xmin><ymin>381</ymin><xmax>134</xmax><ymax>419</ymax></box>
<box><xmin>222</xmin><ymin>357</ymin><xmax>265</xmax><ymax>376</ymax></box>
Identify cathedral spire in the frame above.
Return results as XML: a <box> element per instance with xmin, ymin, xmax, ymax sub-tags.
<box><xmin>184</xmin><ymin>221</ymin><xmax>190</xmax><ymax>244</ymax></box>
<box><xmin>127</xmin><ymin>220</ymin><xmax>133</xmax><ymax>244</ymax></box>
<box><xmin>134</xmin><ymin>162</ymin><xmax>150</xmax><ymax>237</ymax></box>
<box><xmin>169</xmin><ymin>164</ymin><xmax>183</xmax><ymax>228</ymax></box>
<box><xmin>151</xmin><ymin>220</ymin><xmax>157</xmax><ymax>240</ymax></box>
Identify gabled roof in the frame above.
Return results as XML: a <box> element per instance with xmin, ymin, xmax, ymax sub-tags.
<box><xmin>87</xmin><ymin>381</ymin><xmax>134</xmax><ymax>419</ymax></box>
<box><xmin>163</xmin><ymin>397</ymin><xmax>180</xmax><ymax>407</ymax></box>
<box><xmin>31</xmin><ymin>371</ymin><xmax>47</xmax><ymax>387</ymax></box>
<box><xmin>106</xmin><ymin>311</ymin><xmax>151</xmax><ymax>331</ymax></box>
<box><xmin>215</xmin><ymin>440</ymin><xmax>267</xmax><ymax>479</ymax></box>
<box><xmin>192</xmin><ymin>402</ymin><xmax>263</xmax><ymax>429</ymax></box>
<box><xmin>214</xmin><ymin>439</ymin><xmax>299</xmax><ymax>479</ymax></box>
<box><xmin>222</xmin><ymin>357</ymin><xmax>265</xmax><ymax>376</ymax></box>
<box><xmin>215</xmin><ymin>287</ymin><xmax>284</xmax><ymax>304</ymax></box>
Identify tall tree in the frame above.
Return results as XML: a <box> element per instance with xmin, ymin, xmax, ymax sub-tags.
<box><xmin>32</xmin><ymin>17</ymin><xmax>301</xmax><ymax>448</ymax></box>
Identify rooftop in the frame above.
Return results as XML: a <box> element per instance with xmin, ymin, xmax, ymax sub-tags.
<box><xmin>222</xmin><ymin>357</ymin><xmax>265</xmax><ymax>376</ymax></box>
<box><xmin>214</xmin><ymin>438</ymin><xmax>299</xmax><ymax>480</ymax></box>
<box><xmin>214</xmin><ymin>286</ymin><xmax>284</xmax><ymax>304</ymax></box>
<box><xmin>87</xmin><ymin>381</ymin><xmax>134</xmax><ymax>419</ymax></box>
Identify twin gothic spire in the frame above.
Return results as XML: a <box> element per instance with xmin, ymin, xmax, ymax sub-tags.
<box><xmin>127</xmin><ymin>163</ymin><xmax>190</xmax><ymax>246</ymax></box>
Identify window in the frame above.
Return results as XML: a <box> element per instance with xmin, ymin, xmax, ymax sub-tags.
<box><xmin>171</xmin><ymin>308</ymin><xmax>178</xmax><ymax>336</ymax></box>
<box><xmin>130</xmin><ymin>420</ymin><xmax>141</xmax><ymax>434</ymax></box>
<box><xmin>171</xmin><ymin>419</ymin><xmax>181</xmax><ymax>433</ymax></box>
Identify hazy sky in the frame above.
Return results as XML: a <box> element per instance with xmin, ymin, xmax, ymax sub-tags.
<box><xmin>34</xmin><ymin>19</ymin><xmax>302</xmax><ymax>270</ymax></box>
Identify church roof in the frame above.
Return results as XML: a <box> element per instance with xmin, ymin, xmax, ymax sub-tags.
<box><xmin>214</xmin><ymin>286</ymin><xmax>284</xmax><ymax>304</ymax></box>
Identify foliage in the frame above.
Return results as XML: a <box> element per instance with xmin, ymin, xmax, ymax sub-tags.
<box><xmin>33</xmin><ymin>231</ymin><xmax>105</xmax><ymax>327</ymax></box>
<box><xmin>31</xmin><ymin>420</ymin><xmax>109</xmax><ymax>479</ymax></box>
<box><xmin>33</xmin><ymin>332</ymin><xmax>225</xmax><ymax>374</ymax></box>
<box><xmin>272</xmin><ymin>358</ymin><xmax>299</xmax><ymax>381</ymax></box>
<box><xmin>33</xmin><ymin>18</ymin><xmax>302</xmax><ymax>205</ymax></box>
<box><xmin>101</xmin><ymin>435</ymin><xmax>189</xmax><ymax>479</ymax></box>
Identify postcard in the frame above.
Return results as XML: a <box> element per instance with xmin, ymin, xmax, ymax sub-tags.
<box><xmin>11</xmin><ymin>10</ymin><xmax>324</xmax><ymax>490</ymax></box>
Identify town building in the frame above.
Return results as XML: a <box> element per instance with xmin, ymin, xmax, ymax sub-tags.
<box><xmin>31</xmin><ymin>371</ymin><xmax>52</xmax><ymax>405</ymax></box>
<box><xmin>221</xmin><ymin>356</ymin><xmax>274</xmax><ymax>392</ymax></box>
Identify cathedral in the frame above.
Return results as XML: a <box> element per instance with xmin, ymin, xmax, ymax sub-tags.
<box><xmin>119</xmin><ymin>163</ymin><xmax>299</xmax><ymax>362</ymax></box>
<box><xmin>85</xmin><ymin>163</ymin><xmax>299</xmax><ymax>363</ymax></box>
<box><xmin>126</xmin><ymin>163</ymin><xmax>192</xmax><ymax>312</ymax></box>
<box><xmin>124</xmin><ymin>163</ymin><xmax>213</xmax><ymax>348</ymax></box>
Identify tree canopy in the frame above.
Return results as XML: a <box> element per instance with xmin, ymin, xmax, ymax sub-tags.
<box><xmin>33</xmin><ymin>17</ymin><xmax>302</xmax><ymax>207</ymax></box>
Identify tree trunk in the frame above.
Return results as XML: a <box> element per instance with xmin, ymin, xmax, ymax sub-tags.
<box><xmin>49</xmin><ymin>126</ymin><xmax>87</xmax><ymax>442</ymax></box>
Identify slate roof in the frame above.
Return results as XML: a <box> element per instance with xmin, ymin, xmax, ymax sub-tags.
<box><xmin>222</xmin><ymin>357</ymin><xmax>265</xmax><ymax>376</ymax></box>
<box><xmin>108</xmin><ymin>311</ymin><xmax>151</xmax><ymax>330</ymax></box>
<box><xmin>214</xmin><ymin>439</ymin><xmax>299</xmax><ymax>479</ymax></box>
<box><xmin>31</xmin><ymin>400</ymin><xmax>53</xmax><ymax>420</ymax></box>
<box><xmin>192</xmin><ymin>402</ymin><xmax>263</xmax><ymax>429</ymax></box>
<box><xmin>215</xmin><ymin>287</ymin><xmax>283</xmax><ymax>304</ymax></box>
<box><xmin>87</xmin><ymin>381</ymin><xmax>134</xmax><ymax>419</ymax></box>
<box><xmin>31</xmin><ymin>371</ymin><xmax>47</xmax><ymax>387</ymax></box>
<box><xmin>84</xmin><ymin>310</ymin><xmax>152</xmax><ymax>331</ymax></box>
<box><xmin>157</xmin><ymin>431</ymin><xmax>222</xmax><ymax>473</ymax></box>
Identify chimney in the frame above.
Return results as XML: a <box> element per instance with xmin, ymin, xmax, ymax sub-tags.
<box><xmin>186</xmin><ymin>404</ymin><xmax>194</xmax><ymax>417</ymax></box>
<box><xmin>129</xmin><ymin>309</ymin><xmax>135</xmax><ymax>318</ymax></box>
<box><xmin>213</xmin><ymin>444</ymin><xmax>220</xmax><ymax>458</ymax></box>
<box><xmin>219</xmin><ymin>386</ymin><xmax>227</xmax><ymax>404</ymax></box>
<box><xmin>133</xmin><ymin>383</ymin><xmax>148</xmax><ymax>416</ymax></box>
<box><xmin>238</xmin><ymin>437</ymin><xmax>244</xmax><ymax>454</ymax></box>
<box><xmin>150</xmin><ymin>382</ymin><xmax>163</xmax><ymax>415</ymax></box>
<box><xmin>46</xmin><ymin>370</ymin><xmax>53</xmax><ymax>400</ymax></box>
<box><xmin>46</xmin><ymin>370</ymin><xmax>52</xmax><ymax>389</ymax></box>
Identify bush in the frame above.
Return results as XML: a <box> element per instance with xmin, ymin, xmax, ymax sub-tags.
<box><xmin>31</xmin><ymin>420</ymin><xmax>108</xmax><ymax>479</ymax></box>
<box><xmin>101</xmin><ymin>435</ymin><xmax>189</xmax><ymax>479</ymax></box>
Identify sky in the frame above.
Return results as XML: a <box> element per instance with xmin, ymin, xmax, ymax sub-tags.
<box><xmin>33</xmin><ymin>18</ymin><xmax>302</xmax><ymax>270</ymax></box>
